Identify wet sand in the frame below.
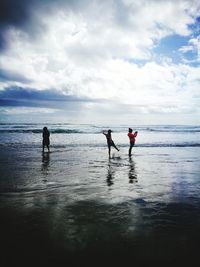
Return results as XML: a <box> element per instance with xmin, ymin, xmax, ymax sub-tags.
<box><xmin>0</xmin><ymin>145</ymin><xmax>200</xmax><ymax>266</ymax></box>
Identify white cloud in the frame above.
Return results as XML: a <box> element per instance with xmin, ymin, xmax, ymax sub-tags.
<box><xmin>179</xmin><ymin>36</ymin><xmax>200</xmax><ymax>61</ymax></box>
<box><xmin>179</xmin><ymin>45</ymin><xmax>194</xmax><ymax>53</ymax></box>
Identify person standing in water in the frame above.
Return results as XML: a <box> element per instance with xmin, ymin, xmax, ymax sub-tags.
<box><xmin>42</xmin><ymin>126</ymin><xmax>50</xmax><ymax>152</ymax></box>
<box><xmin>128</xmin><ymin>128</ymin><xmax>138</xmax><ymax>157</ymax></box>
<box><xmin>103</xmin><ymin>129</ymin><xmax>119</xmax><ymax>158</ymax></box>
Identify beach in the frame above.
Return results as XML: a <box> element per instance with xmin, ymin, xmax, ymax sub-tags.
<box><xmin>0</xmin><ymin>124</ymin><xmax>200</xmax><ymax>266</ymax></box>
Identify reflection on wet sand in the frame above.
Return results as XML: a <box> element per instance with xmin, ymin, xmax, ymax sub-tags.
<box><xmin>106</xmin><ymin>157</ymin><xmax>138</xmax><ymax>186</ymax></box>
<box><xmin>106</xmin><ymin>160</ymin><xmax>115</xmax><ymax>186</ymax></box>
<box><xmin>1</xmin><ymin>145</ymin><xmax>200</xmax><ymax>266</ymax></box>
<box><xmin>128</xmin><ymin>157</ymin><xmax>138</xmax><ymax>183</ymax></box>
<box><xmin>41</xmin><ymin>152</ymin><xmax>50</xmax><ymax>176</ymax></box>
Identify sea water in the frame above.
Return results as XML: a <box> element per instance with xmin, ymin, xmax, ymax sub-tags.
<box><xmin>0</xmin><ymin>123</ymin><xmax>200</xmax><ymax>265</ymax></box>
<box><xmin>0</xmin><ymin>123</ymin><xmax>200</xmax><ymax>146</ymax></box>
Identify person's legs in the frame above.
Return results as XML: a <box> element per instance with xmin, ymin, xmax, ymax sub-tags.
<box><xmin>42</xmin><ymin>141</ymin><xmax>45</xmax><ymax>152</ymax></box>
<box><xmin>129</xmin><ymin>143</ymin><xmax>134</xmax><ymax>156</ymax></box>
<box><xmin>108</xmin><ymin>145</ymin><xmax>111</xmax><ymax>158</ymax></box>
<box><xmin>112</xmin><ymin>141</ymin><xmax>119</xmax><ymax>151</ymax></box>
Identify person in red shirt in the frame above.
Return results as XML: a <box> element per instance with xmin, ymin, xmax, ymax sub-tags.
<box><xmin>103</xmin><ymin>129</ymin><xmax>119</xmax><ymax>158</ymax></box>
<box><xmin>128</xmin><ymin>128</ymin><xmax>138</xmax><ymax>156</ymax></box>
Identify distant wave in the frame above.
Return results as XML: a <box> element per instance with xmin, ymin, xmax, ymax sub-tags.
<box><xmin>0</xmin><ymin>129</ymin><xmax>84</xmax><ymax>134</ymax></box>
<box><xmin>138</xmin><ymin>143</ymin><xmax>200</xmax><ymax>147</ymax></box>
<box><xmin>1</xmin><ymin>128</ymin><xmax>200</xmax><ymax>134</ymax></box>
<box><xmin>146</xmin><ymin>128</ymin><xmax>200</xmax><ymax>133</ymax></box>
<box><xmin>0</xmin><ymin>142</ymin><xmax>200</xmax><ymax>148</ymax></box>
<box><xmin>1</xmin><ymin>124</ymin><xmax>200</xmax><ymax>134</ymax></box>
<box><xmin>51</xmin><ymin>129</ymin><xmax>84</xmax><ymax>134</ymax></box>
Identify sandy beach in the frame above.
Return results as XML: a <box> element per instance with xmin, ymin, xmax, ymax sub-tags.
<box><xmin>0</xmin><ymin>124</ymin><xmax>200</xmax><ymax>266</ymax></box>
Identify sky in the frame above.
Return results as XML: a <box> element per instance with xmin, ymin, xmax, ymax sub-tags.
<box><xmin>0</xmin><ymin>0</ymin><xmax>200</xmax><ymax>124</ymax></box>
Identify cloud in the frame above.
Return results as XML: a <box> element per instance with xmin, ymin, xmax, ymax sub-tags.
<box><xmin>0</xmin><ymin>106</ymin><xmax>57</xmax><ymax>115</ymax></box>
<box><xmin>0</xmin><ymin>69</ymin><xmax>31</xmax><ymax>83</ymax></box>
<box><xmin>180</xmin><ymin>36</ymin><xmax>200</xmax><ymax>61</ymax></box>
<box><xmin>0</xmin><ymin>86</ymin><xmax>95</xmax><ymax>109</ymax></box>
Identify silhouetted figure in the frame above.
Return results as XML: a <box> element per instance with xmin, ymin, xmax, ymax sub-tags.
<box><xmin>103</xmin><ymin>129</ymin><xmax>119</xmax><ymax>158</ymax></box>
<box><xmin>128</xmin><ymin>128</ymin><xmax>138</xmax><ymax>157</ymax></box>
<box><xmin>42</xmin><ymin>126</ymin><xmax>50</xmax><ymax>152</ymax></box>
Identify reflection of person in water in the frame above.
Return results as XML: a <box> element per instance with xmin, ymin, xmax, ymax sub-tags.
<box><xmin>42</xmin><ymin>126</ymin><xmax>50</xmax><ymax>152</ymax></box>
<box><xmin>103</xmin><ymin>129</ymin><xmax>119</xmax><ymax>158</ymax></box>
<box><xmin>41</xmin><ymin>153</ymin><xmax>50</xmax><ymax>182</ymax></box>
<box><xmin>128</xmin><ymin>157</ymin><xmax>137</xmax><ymax>183</ymax></box>
<box><xmin>106</xmin><ymin>160</ymin><xmax>115</xmax><ymax>186</ymax></box>
<box><xmin>128</xmin><ymin>128</ymin><xmax>138</xmax><ymax>157</ymax></box>
<box><xmin>42</xmin><ymin>152</ymin><xmax>50</xmax><ymax>175</ymax></box>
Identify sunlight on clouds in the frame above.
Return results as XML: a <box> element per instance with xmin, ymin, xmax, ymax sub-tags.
<box><xmin>0</xmin><ymin>107</ymin><xmax>58</xmax><ymax>115</ymax></box>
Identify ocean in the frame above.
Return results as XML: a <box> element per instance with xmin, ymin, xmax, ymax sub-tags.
<box><xmin>0</xmin><ymin>123</ymin><xmax>200</xmax><ymax>266</ymax></box>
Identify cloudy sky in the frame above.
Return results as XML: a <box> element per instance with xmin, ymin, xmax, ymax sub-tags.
<box><xmin>0</xmin><ymin>0</ymin><xmax>200</xmax><ymax>124</ymax></box>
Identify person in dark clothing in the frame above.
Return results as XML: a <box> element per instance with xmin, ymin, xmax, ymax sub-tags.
<box><xmin>103</xmin><ymin>129</ymin><xmax>119</xmax><ymax>158</ymax></box>
<box><xmin>127</xmin><ymin>128</ymin><xmax>138</xmax><ymax>156</ymax></box>
<box><xmin>42</xmin><ymin>126</ymin><xmax>50</xmax><ymax>152</ymax></box>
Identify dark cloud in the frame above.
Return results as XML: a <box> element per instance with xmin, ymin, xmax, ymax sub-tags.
<box><xmin>0</xmin><ymin>0</ymin><xmax>86</xmax><ymax>27</ymax></box>
<box><xmin>0</xmin><ymin>0</ymin><xmax>48</xmax><ymax>49</ymax></box>
<box><xmin>0</xmin><ymin>0</ymin><xmax>33</xmax><ymax>50</ymax></box>
<box><xmin>0</xmin><ymin>86</ymin><xmax>94</xmax><ymax>109</ymax></box>
<box><xmin>0</xmin><ymin>0</ymin><xmax>31</xmax><ymax>27</ymax></box>
<box><xmin>0</xmin><ymin>69</ymin><xmax>31</xmax><ymax>83</ymax></box>
<box><xmin>0</xmin><ymin>0</ymin><xmax>88</xmax><ymax>50</ymax></box>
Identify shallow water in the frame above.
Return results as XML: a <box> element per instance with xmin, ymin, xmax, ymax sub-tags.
<box><xmin>1</xmin><ymin>143</ymin><xmax>200</xmax><ymax>266</ymax></box>
<box><xmin>1</xmin><ymin>124</ymin><xmax>200</xmax><ymax>266</ymax></box>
